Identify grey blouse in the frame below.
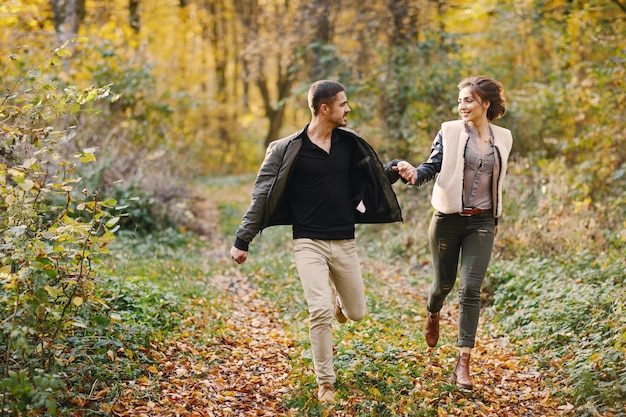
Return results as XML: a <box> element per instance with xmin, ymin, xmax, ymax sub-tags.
<box><xmin>463</xmin><ymin>128</ymin><xmax>495</xmax><ymax>210</ymax></box>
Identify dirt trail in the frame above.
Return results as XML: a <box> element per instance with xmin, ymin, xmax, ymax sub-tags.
<box><xmin>112</xmin><ymin>268</ymin><xmax>298</xmax><ymax>416</ymax></box>
<box><xmin>111</xmin><ymin>245</ymin><xmax>577</xmax><ymax>416</ymax></box>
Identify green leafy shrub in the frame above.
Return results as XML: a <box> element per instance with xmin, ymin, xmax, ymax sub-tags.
<box><xmin>488</xmin><ymin>254</ymin><xmax>626</xmax><ymax>414</ymax></box>
<box><xmin>0</xmin><ymin>39</ymin><xmax>123</xmax><ymax>415</ymax></box>
<box><xmin>102</xmin><ymin>183</ymin><xmax>177</xmax><ymax>234</ymax></box>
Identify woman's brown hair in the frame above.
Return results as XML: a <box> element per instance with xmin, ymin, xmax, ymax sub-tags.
<box><xmin>458</xmin><ymin>76</ymin><xmax>506</xmax><ymax>121</ymax></box>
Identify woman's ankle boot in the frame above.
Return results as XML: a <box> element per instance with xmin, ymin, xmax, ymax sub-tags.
<box><xmin>424</xmin><ymin>312</ymin><xmax>440</xmax><ymax>348</ymax></box>
<box><xmin>452</xmin><ymin>352</ymin><xmax>473</xmax><ymax>391</ymax></box>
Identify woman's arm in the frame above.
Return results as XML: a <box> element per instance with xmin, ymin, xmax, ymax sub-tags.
<box><xmin>386</xmin><ymin>131</ymin><xmax>444</xmax><ymax>186</ymax></box>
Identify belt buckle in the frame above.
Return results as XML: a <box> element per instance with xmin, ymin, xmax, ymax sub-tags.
<box><xmin>460</xmin><ymin>208</ymin><xmax>472</xmax><ymax>216</ymax></box>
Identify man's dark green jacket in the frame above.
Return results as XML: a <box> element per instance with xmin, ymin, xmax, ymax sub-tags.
<box><xmin>233</xmin><ymin>127</ymin><xmax>403</xmax><ymax>251</ymax></box>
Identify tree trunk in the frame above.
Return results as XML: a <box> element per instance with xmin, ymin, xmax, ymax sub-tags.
<box><xmin>234</xmin><ymin>0</ymin><xmax>258</xmax><ymax>110</ymax></box>
<box><xmin>235</xmin><ymin>0</ymin><xmax>297</xmax><ymax>145</ymax></box>
<box><xmin>203</xmin><ymin>0</ymin><xmax>233</xmax><ymax>143</ymax></box>
<box><xmin>379</xmin><ymin>0</ymin><xmax>420</xmax><ymax>156</ymax></box>
<box><xmin>304</xmin><ymin>0</ymin><xmax>335</xmax><ymax>80</ymax></box>
<box><xmin>51</xmin><ymin>0</ymin><xmax>86</xmax><ymax>44</ymax></box>
<box><xmin>129</xmin><ymin>0</ymin><xmax>140</xmax><ymax>33</ymax></box>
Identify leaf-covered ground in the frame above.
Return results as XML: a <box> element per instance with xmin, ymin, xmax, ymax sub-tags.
<box><xmin>110</xmin><ymin>269</ymin><xmax>295</xmax><ymax>416</ymax></box>
<box><xmin>111</xmin><ymin>246</ymin><xmax>581</xmax><ymax>416</ymax></box>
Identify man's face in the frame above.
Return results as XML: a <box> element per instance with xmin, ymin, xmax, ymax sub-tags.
<box><xmin>325</xmin><ymin>91</ymin><xmax>351</xmax><ymax>127</ymax></box>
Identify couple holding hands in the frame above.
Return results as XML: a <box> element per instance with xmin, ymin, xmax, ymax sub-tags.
<box><xmin>230</xmin><ymin>77</ymin><xmax>512</xmax><ymax>403</ymax></box>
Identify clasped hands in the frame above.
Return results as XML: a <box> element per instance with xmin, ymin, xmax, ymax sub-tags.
<box><xmin>392</xmin><ymin>160</ymin><xmax>417</xmax><ymax>185</ymax></box>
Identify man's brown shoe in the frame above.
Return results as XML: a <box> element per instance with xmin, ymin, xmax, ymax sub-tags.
<box><xmin>318</xmin><ymin>383</ymin><xmax>335</xmax><ymax>403</ymax></box>
<box><xmin>334</xmin><ymin>296</ymin><xmax>347</xmax><ymax>323</ymax></box>
<box><xmin>452</xmin><ymin>352</ymin><xmax>473</xmax><ymax>391</ymax></box>
<box><xmin>425</xmin><ymin>312</ymin><xmax>440</xmax><ymax>348</ymax></box>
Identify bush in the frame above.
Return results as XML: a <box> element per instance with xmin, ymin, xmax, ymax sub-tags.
<box><xmin>0</xmin><ymin>39</ymin><xmax>122</xmax><ymax>415</ymax></box>
<box><xmin>488</xmin><ymin>254</ymin><xmax>626</xmax><ymax>413</ymax></box>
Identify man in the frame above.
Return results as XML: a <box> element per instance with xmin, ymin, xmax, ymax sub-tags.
<box><xmin>230</xmin><ymin>80</ymin><xmax>402</xmax><ymax>403</ymax></box>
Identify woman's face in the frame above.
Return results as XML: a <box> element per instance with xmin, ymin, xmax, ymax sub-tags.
<box><xmin>458</xmin><ymin>86</ymin><xmax>489</xmax><ymax>124</ymax></box>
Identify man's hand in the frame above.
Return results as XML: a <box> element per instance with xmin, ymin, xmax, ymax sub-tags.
<box><xmin>230</xmin><ymin>246</ymin><xmax>248</xmax><ymax>264</ymax></box>
<box><xmin>392</xmin><ymin>160</ymin><xmax>418</xmax><ymax>185</ymax></box>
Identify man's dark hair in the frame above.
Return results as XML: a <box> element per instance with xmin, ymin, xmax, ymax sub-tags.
<box><xmin>308</xmin><ymin>80</ymin><xmax>345</xmax><ymax>115</ymax></box>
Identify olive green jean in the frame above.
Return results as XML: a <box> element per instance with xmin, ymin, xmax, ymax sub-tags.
<box><xmin>427</xmin><ymin>210</ymin><xmax>495</xmax><ymax>348</ymax></box>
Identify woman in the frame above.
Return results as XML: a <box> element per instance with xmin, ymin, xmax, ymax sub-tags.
<box><xmin>390</xmin><ymin>75</ymin><xmax>512</xmax><ymax>390</ymax></box>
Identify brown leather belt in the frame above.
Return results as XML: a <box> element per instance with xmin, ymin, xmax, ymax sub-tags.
<box><xmin>459</xmin><ymin>208</ymin><xmax>491</xmax><ymax>216</ymax></box>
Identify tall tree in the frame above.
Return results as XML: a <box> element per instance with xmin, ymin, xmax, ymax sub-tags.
<box><xmin>129</xmin><ymin>0</ymin><xmax>140</xmax><ymax>32</ymax></box>
<box><xmin>234</xmin><ymin>0</ymin><xmax>257</xmax><ymax>109</ymax></box>
<box><xmin>236</xmin><ymin>0</ymin><xmax>302</xmax><ymax>145</ymax></box>
<box><xmin>51</xmin><ymin>0</ymin><xmax>85</xmax><ymax>43</ymax></box>
<box><xmin>303</xmin><ymin>0</ymin><xmax>335</xmax><ymax>80</ymax></box>
<box><xmin>202</xmin><ymin>0</ymin><xmax>234</xmax><ymax>143</ymax></box>
<box><xmin>377</xmin><ymin>0</ymin><xmax>421</xmax><ymax>155</ymax></box>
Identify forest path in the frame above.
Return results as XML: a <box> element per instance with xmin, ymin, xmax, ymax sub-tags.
<box><xmin>111</xmin><ymin>264</ymin><xmax>298</xmax><ymax>416</ymax></box>
<box><xmin>112</xmin><ymin>253</ymin><xmax>576</xmax><ymax>416</ymax></box>
<box><xmin>111</xmin><ymin>180</ymin><xmax>575</xmax><ymax>415</ymax></box>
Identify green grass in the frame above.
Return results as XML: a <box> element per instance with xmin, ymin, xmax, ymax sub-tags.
<box><xmin>29</xmin><ymin>174</ymin><xmax>621</xmax><ymax>416</ymax></box>
<box><xmin>487</xmin><ymin>255</ymin><xmax>626</xmax><ymax>413</ymax></box>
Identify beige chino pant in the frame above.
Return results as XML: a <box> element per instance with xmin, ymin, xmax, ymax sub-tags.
<box><xmin>293</xmin><ymin>238</ymin><xmax>366</xmax><ymax>385</ymax></box>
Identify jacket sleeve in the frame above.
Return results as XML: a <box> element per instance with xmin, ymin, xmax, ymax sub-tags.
<box><xmin>353</xmin><ymin>138</ymin><xmax>403</xmax><ymax>223</ymax></box>
<box><xmin>414</xmin><ymin>131</ymin><xmax>443</xmax><ymax>186</ymax></box>
<box><xmin>233</xmin><ymin>141</ymin><xmax>285</xmax><ymax>251</ymax></box>
<box><xmin>383</xmin><ymin>159</ymin><xmax>404</xmax><ymax>184</ymax></box>
<box><xmin>384</xmin><ymin>131</ymin><xmax>443</xmax><ymax>186</ymax></box>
